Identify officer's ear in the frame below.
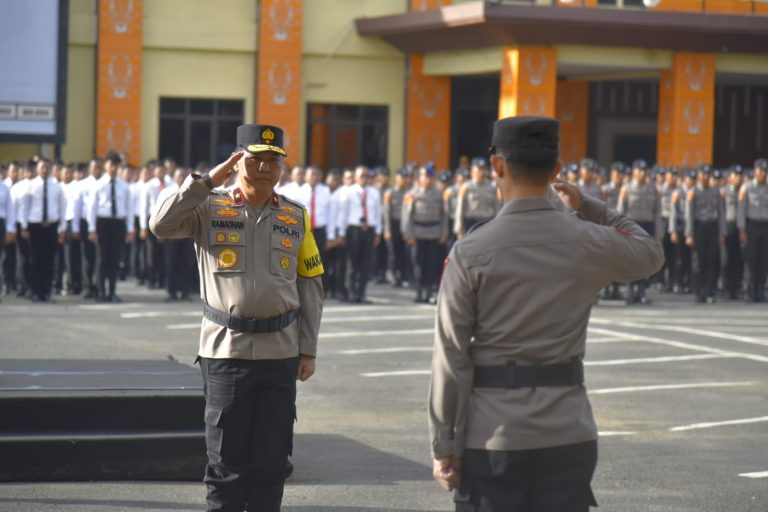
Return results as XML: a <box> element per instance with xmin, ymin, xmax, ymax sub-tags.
<box><xmin>490</xmin><ymin>154</ymin><xmax>506</xmax><ymax>181</ymax></box>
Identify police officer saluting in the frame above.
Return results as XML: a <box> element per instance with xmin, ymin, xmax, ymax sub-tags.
<box><xmin>738</xmin><ymin>158</ymin><xmax>768</xmax><ymax>302</ymax></box>
<box><xmin>429</xmin><ymin>116</ymin><xmax>663</xmax><ymax>511</ymax></box>
<box><xmin>150</xmin><ymin>124</ymin><xmax>324</xmax><ymax>512</ymax></box>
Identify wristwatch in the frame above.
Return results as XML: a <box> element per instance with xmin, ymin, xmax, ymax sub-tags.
<box><xmin>201</xmin><ymin>173</ymin><xmax>214</xmax><ymax>190</ymax></box>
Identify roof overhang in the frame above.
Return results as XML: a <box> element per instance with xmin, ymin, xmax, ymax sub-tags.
<box><xmin>355</xmin><ymin>2</ymin><xmax>768</xmax><ymax>56</ymax></box>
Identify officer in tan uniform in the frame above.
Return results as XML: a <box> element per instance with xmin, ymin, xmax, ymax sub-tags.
<box><xmin>150</xmin><ymin>124</ymin><xmax>324</xmax><ymax>512</ymax></box>
<box><xmin>454</xmin><ymin>158</ymin><xmax>499</xmax><ymax>238</ymax></box>
<box><xmin>429</xmin><ymin>116</ymin><xmax>663</xmax><ymax>511</ymax></box>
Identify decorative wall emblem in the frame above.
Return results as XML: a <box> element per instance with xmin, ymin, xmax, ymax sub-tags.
<box><xmin>268</xmin><ymin>63</ymin><xmax>292</xmax><ymax>106</ymax></box>
<box><xmin>683</xmin><ymin>100</ymin><xmax>705</xmax><ymax>135</ymax></box>
<box><xmin>270</xmin><ymin>0</ymin><xmax>294</xmax><ymax>41</ymax></box>
<box><xmin>106</xmin><ymin>120</ymin><xmax>132</xmax><ymax>155</ymax></box>
<box><xmin>109</xmin><ymin>0</ymin><xmax>136</xmax><ymax>34</ymax></box>
<box><xmin>525</xmin><ymin>52</ymin><xmax>549</xmax><ymax>86</ymax></box>
<box><xmin>661</xmin><ymin>104</ymin><xmax>672</xmax><ymax>135</ymax></box>
<box><xmin>417</xmin><ymin>81</ymin><xmax>442</xmax><ymax>119</ymax></box>
<box><xmin>416</xmin><ymin>132</ymin><xmax>441</xmax><ymax>164</ymax></box>
<box><xmin>522</xmin><ymin>96</ymin><xmax>547</xmax><ymax>116</ymax></box>
<box><xmin>107</xmin><ymin>55</ymin><xmax>133</xmax><ymax>99</ymax></box>
<box><xmin>685</xmin><ymin>57</ymin><xmax>708</xmax><ymax>92</ymax></box>
<box><xmin>557</xmin><ymin>94</ymin><xmax>578</xmax><ymax>123</ymax></box>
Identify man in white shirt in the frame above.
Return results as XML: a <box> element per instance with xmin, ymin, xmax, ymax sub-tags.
<box><xmin>61</xmin><ymin>164</ymin><xmax>83</xmax><ymax>295</ymax></box>
<box><xmin>339</xmin><ymin>166</ymin><xmax>382</xmax><ymax>303</ymax></box>
<box><xmin>88</xmin><ymin>152</ymin><xmax>135</xmax><ymax>302</ymax></box>
<box><xmin>279</xmin><ymin>166</ymin><xmax>311</xmax><ymax>206</ymax></box>
<box><xmin>306</xmin><ymin>166</ymin><xmax>332</xmax><ymax>290</ymax></box>
<box><xmin>7</xmin><ymin>163</ymin><xmax>31</xmax><ymax>296</ymax></box>
<box><xmin>157</xmin><ymin>169</ymin><xmax>197</xmax><ymax>302</ymax></box>
<box><xmin>140</xmin><ymin>163</ymin><xmax>168</xmax><ymax>289</ymax></box>
<box><xmin>0</xmin><ymin>166</ymin><xmax>16</xmax><ymax>300</ymax></box>
<box><xmin>131</xmin><ymin>165</ymin><xmax>151</xmax><ymax>285</ymax></box>
<box><xmin>20</xmin><ymin>160</ymin><xmax>66</xmax><ymax>302</ymax></box>
<box><xmin>80</xmin><ymin>158</ymin><xmax>103</xmax><ymax>298</ymax></box>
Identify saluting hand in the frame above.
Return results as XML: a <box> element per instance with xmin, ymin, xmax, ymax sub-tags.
<box><xmin>209</xmin><ymin>151</ymin><xmax>244</xmax><ymax>188</ymax></box>
<box><xmin>433</xmin><ymin>457</ymin><xmax>462</xmax><ymax>491</ymax></box>
<box><xmin>551</xmin><ymin>179</ymin><xmax>583</xmax><ymax>212</ymax></box>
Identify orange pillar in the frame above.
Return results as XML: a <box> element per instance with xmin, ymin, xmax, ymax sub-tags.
<box><xmin>705</xmin><ymin>0</ymin><xmax>752</xmax><ymax>14</ymax></box>
<box><xmin>257</xmin><ymin>0</ymin><xmax>303</xmax><ymax>164</ymax></box>
<box><xmin>405</xmin><ymin>54</ymin><xmax>451</xmax><ymax>169</ymax></box>
<box><xmin>658</xmin><ymin>53</ymin><xmax>715</xmax><ymax>167</ymax></box>
<box><xmin>96</xmin><ymin>0</ymin><xmax>142</xmax><ymax>165</ymax></box>
<box><xmin>650</xmin><ymin>0</ymin><xmax>703</xmax><ymax>12</ymax></box>
<box><xmin>499</xmin><ymin>47</ymin><xmax>557</xmax><ymax>119</ymax></box>
<box><xmin>755</xmin><ymin>1</ymin><xmax>768</xmax><ymax>15</ymax></box>
<box><xmin>556</xmin><ymin>81</ymin><xmax>589</xmax><ymax>164</ymax></box>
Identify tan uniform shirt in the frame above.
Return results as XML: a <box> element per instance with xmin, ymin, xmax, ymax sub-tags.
<box><xmin>401</xmin><ymin>185</ymin><xmax>449</xmax><ymax>241</ymax></box>
<box><xmin>454</xmin><ymin>181</ymin><xmax>499</xmax><ymax>234</ymax></box>
<box><xmin>150</xmin><ymin>176</ymin><xmax>324</xmax><ymax>360</ymax></box>
<box><xmin>429</xmin><ymin>193</ymin><xmax>664</xmax><ymax>458</ymax></box>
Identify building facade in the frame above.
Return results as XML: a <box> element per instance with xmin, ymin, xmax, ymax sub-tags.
<box><xmin>1</xmin><ymin>0</ymin><xmax>766</xmax><ymax>171</ymax></box>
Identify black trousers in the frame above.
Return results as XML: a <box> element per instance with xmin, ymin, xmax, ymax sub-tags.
<box><xmin>389</xmin><ymin>219</ymin><xmax>412</xmax><ymax>284</ymax></box>
<box><xmin>96</xmin><ymin>217</ymin><xmax>127</xmax><ymax>298</ymax></box>
<box><xmin>745</xmin><ymin>219</ymin><xmax>768</xmax><ymax>301</ymax></box>
<box><xmin>346</xmin><ymin>225</ymin><xmax>374</xmax><ymax>301</ymax></box>
<box><xmin>659</xmin><ymin>218</ymin><xmax>676</xmax><ymax>288</ymax></box>
<box><xmin>81</xmin><ymin>219</ymin><xmax>97</xmax><ymax>294</ymax></box>
<box><xmin>628</xmin><ymin>221</ymin><xmax>655</xmax><ymax>299</ymax></box>
<box><xmin>722</xmin><ymin>222</ymin><xmax>743</xmax><ymax>298</ymax></box>
<box><xmin>330</xmin><ymin>244</ymin><xmax>348</xmax><ymax>300</ymax></box>
<box><xmin>3</xmin><ymin>238</ymin><xmax>16</xmax><ymax>292</ymax></box>
<box><xmin>415</xmin><ymin>238</ymin><xmax>442</xmax><ymax>294</ymax></box>
<box><xmin>672</xmin><ymin>225</ymin><xmax>691</xmax><ymax>290</ymax></box>
<box><xmin>146</xmin><ymin>229</ymin><xmax>166</xmax><ymax>287</ymax></box>
<box><xmin>200</xmin><ymin>356</ymin><xmax>298</xmax><ymax>512</ymax></box>
<box><xmin>165</xmin><ymin>237</ymin><xmax>197</xmax><ymax>298</ymax></box>
<box><xmin>15</xmin><ymin>222</ymin><xmax>31</xmax><ymax>294</ymax></box>
<box><xmin>312</xmin><ymin>227</ymin><xmax>328</xmax><ymax>291</ymax></box>
<box><xmin>374</xmin><ymin>227</ymin><xmax>388</xmax><ymax>282</ymax></box>
<box><xmin>28</xmin><ymin>223</ymin><xmax>59</xmax><ymax>298</ymax></box>
<box><xmin>132</xmin><ymin>217</ymin><xmax>147</xmax><ymax>282</ymax></box>
<box><xmin>0</xmin><ymin>218</ymin><xmax>5</xmax><ymax>290</ymax></box>
<box><xmin>65</xmin><ymin>220</ymin><xmax>82</xmax><ymax>293</ymax></box>
<box><xmin>692</xmin><ymin>220</ymin><xmax>719</xmax><ymax>300</ymax></box>
<box><xmin>456</xmin><ymin>441</ymin><xmax>598</xmax><ymax>512</ymax></box>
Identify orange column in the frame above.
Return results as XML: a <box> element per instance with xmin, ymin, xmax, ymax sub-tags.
<box><xmin>650</xmin><ymin>0</ymin><xmax>703</xmax><ymax>12</ymax></box>
<box><xmin>755</xmin><ymin>1</ymin><xmax>768</xmax><ymax>15</ymax></box>
<box><xmin>411</xmin><ymin>0</ymin><xmax>450</xmax><ymax>12</ymax></box>
<box><xmin>257</xmin><ymin>0</ymin><xmax>303</xmax><ymax>164</ymax></box>
<box><xmin>658</xmin><ymin>53</ymin><xmax>715</xmax><ymax>167</ymax></box>
<box><xmin>96</xmin><ymin>0</ymin><xmax>142</xmax><ymax>165</ymax></box>
<box><xmin>499</xmin><ymin>47</ymin><xmax>557</xmax><ymax>119</ymax></box>
<box><xmin>406</xmin><ymin>54</ymin><xmax>451</xmax><ymax>169</ymax></box>
<box><xmin>556</xmin><ymin>81</ymin><xmax>589</xmax><ymax>164</ymax></box>
<box><xmin>705</xmin><ymin>0</ymin><xmax>752</xmax><ymax>13</ymax></box>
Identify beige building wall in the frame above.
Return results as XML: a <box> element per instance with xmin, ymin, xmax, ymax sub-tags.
<box><xmin>141</xmin><ymin>0</ymin><xmax>258</xmax><ymax>163</ymax></box>
<box><xmin>301</xmin><ymin>0</ymin><xmax>406</xmax><ymax>168</ymax></box>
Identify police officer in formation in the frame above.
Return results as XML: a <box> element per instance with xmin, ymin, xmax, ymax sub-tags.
<box><xmin>739</xmin><ymin>158</ymin><xmax>768</xmax><ymax>302</ymax></box>
<box><xmin>430</xmin><ymin>116</ymin><xmax>663</xmax><ymax>511</ymax></box>
<box><xmin>150</xmin><ymin>124</ymin><xmax>323</xmax><ymax>512</ymax></box>
<box><xmin>383</xmin><ymin>168</ymin><xmax>413</xmax><ymax>287</ymax></box>
<box><xmin>722</xmin><ymin>165</ymin><xmax>744</xmax><ymax>299</ymax></box>
<box><xmin>402</xmin><ymin>165</ymin><xmax>449</xmax><ymax>304</ymax></box>
<box><xmin>454</xmin><ymin>158</ymin><xmax>499</xmax><ymax>238</ymax></box>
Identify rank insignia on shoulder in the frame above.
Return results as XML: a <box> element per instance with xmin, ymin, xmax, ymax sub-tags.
<box><xmin>213</xmin><ymin>197</ymin><xmax>233</xmax><ymax>206</ymax></box>
<box><xmin>276</xmin><ymin>214</ymin><xmax>299</xmax><ymax>226</ymax></box>
<box><xmin>232</xmin><ymin>189</ymin><xmax>245</xmax><ymax>206</ymax></box>
<box><xmin>280</xmin><ymin>256</ymin><xmax>291</xmax><ymax>270</ymax></box>
<box><xmin>217</xmin><ymin>248</ymin><xmax>239</xmax><ymax>269</ymax></box>
<box><xmin>215</xmin><ymin>208</ymin><xmax>240</xmax><ymax>218</ymax></box>
<box><xmin>281</xmin><ymin>206</ymin><xmax>297</xmax><ymax>214</ymax></box>
<box><xmin>281</xmin><ymin>238</ymin><xmax>294</xmax><ymax>249</ymax></box>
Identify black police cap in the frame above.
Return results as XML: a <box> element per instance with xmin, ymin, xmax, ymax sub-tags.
<box><xmin>398</xmin><ymin>168</ymin><xmax>412</xmax><ymax>177</ymax></box>
<box><xmin>438</xmin><ymin>172</ymin><xmax>451</xmax><ymax>183</ymax></box>
<box><xmin>755</xmin><ymin>158</ymin><xmax>767</xmax><ymax>170</ymax></box>
<box><xmin>491</xmin><ymin>116</ymin><xmax>559</xmax><ymax>151</ymax></box>
<box><xmin>667</xmin><ymin>166</ymin><xmax>679</xmax><ymax>176</ymax></box>
<box><xmin>610</xmin><ymin>162</ymin><xmax>626</xmax><ymax>173</ymax></box>
<box><xmin>567</xmin><ymin>163</ymin><xmax>579</xmax><ymax>174</ymax></box>
<box><xmin>237</xmin><ymin>124</ymin><xmax>287</xmax><ymax>157</ymax></box>
<box><xmin>730</xmin><ymin>164</ymin><xmax>743</xmax><ymax>175</ymax></box>
<box><xmin>579</xmin><ymin>158</ymin><xmax>597</xmax><ymax>171</ymax></box>
<box><xmin>471</xmin><ymin>157</ymin><xmax>488</xmax><ymax>169</ymax></box>
<box><xmin>422</xmin><ymin>162</ymin><xmax>436</xmax><ymax>176</ymax></box>
<box><xmin>632</xmin><ymin>159</ymin><xmax>648</xmax><ymax>171</ymax></box>
<box><xmin>698</xmin><ymin>164</ymin><xmax>712</xmax><ymax>174</ymax></box>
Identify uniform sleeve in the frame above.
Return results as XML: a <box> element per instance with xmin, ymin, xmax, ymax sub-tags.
<box><xmin>668</xmin><ymin>192</ymin><xmax>678</xmax><ymax>235</ymax></box>
<box><xmin>372</xmin><ymin>189</ymin><xmax>382</xmax><ymax>236</ymax></box>
<box><xmin>58</xmin><ymin>186</ymin><xmax>67</xmax><ymax>233</ymax></box>
<box><xmin>20</xmin><ymin>187</ymin><xmax>31</xmax><ymax>230</ymax></box>
<box><xmin>87</xmin><ymin>184</ymin><xmax>97</xmax><ymax>233</ymax></box>
<box><xmin>579</xmin><ymin>194</ymin><xmax>665</xmax><ymax>283</ymax></box>
<box><xmin>684</xmin><ymin>191</ymin><xmax>695</xmax><ymax>239</ymax></box>
<box><xmin>737</xmin><ymin>184</ymin><xmax>747</xmax><ymax>231</ymax></box>
<box><xmin>454</xmin><ymin>185</ymin><xmax>465</xmax><ymax>235</ymax></box>
<box><xmin>401</xmin><ymin>194</ymin><xmax>413</xmax><ymax>240</ymax></box>
<box><xmin>616</xmin><ymin>186</ymin><xmax>627</xmax><ymax>214</ymax></box>
<box><xmin>149</xmin><ymin>175</ymin><xmax>207</xmax><ymax>240</ymax></box>
<box><xmin>429</xmin><ymin>246</ymin><xmax>476</xmax><ymax>459</ymax></box>
<box><xmin>125</xmin><ymin>183</ymin><xmax>134</xmax><ymax>233</ymax></box>
<box><xmin>718</xmin><ymin>193</ymin><xmax>726</xmax><ymax>238</ymax></box>
<box><xmin>296</xmin><ymin>208</ymin><xmax>324</xmax><ymax>357</ymax></box>
<box><xmin>382</xmin><ymin>190</ymin><xmax>392</xmax><ymax>235</ymax></box>
<box><xmin>654</xmin><ymin>190</ymin><xmax>663</xmax><ymax>239</ymax></box>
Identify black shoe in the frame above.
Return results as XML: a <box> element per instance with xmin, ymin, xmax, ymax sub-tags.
<box><xmin>695</xmin><ymin>296</ymin><xmax>706</xmax><ymax>303</ymax></box>
<box><xmin>110</xmin><ymin>295</ymin><xmax>122</xmax><ymax>303</ymax></box>
<box><xmin>706</xmin><ymin>296</ymin><xmax>715</xmax><ymax>304</ymax></box>
<box><xmin>638</xmin><ymin>295</ymin><xmax>652</xmax><ymax>305</ymax></box>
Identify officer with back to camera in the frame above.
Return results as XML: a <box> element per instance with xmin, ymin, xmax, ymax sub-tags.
<box><xmin>429</xmin><ymin>116</ymin><xmax>663</xmax><ymax>512</ymax></box>
<box><xmin>150</xmin><ymin>124</ymin><xmax>324</xmax><ymax>512</ymax></box>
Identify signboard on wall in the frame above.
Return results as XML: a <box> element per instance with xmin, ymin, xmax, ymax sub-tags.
<box><xmin>0</xmin><ymin>0</ymin><xmax>68</xmax><ymax>143</ymax></box>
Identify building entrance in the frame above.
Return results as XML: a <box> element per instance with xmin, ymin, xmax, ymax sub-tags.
<box><xmin>450</xmin><ymin>76</ymin><xmax>499</xmax><ymax>170</ymax></box>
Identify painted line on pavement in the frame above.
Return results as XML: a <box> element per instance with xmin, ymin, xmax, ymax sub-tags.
<box><xmin>591</xmin><ymin>381</ymin><xmax>758</xmax><ymax>395</ymax></box>
<box><xmin>123</xmin><ymin>311</ymin><xmax>199</xmax><ymax>319</ymax></box>
<box><xmin>590</xmin><ymin>318</ymin><xmax>768</xmax><ymax>348</ymax></box>
<box><xmin>321</xmin><ymin>328</ymin><xmax>433</xmax><ymax>339</ymax></box>
<box><xmin>166</xmin><ymin>323</ymin><xmax>200</xmax><ymax>330</ymax></box>
<box><xmin>586</xmin><ymin>354</ymin><xmax>734</xmax><ymax>366</ymax></box>
<box><xmin>669</xmin><ymin>416</ymin><xmax>768</xmax><ymax>432</ymax></box>
<box><xmin>337</xmin><ymin>347</ymin><xmax>432</xmax><ymax>355</ymax></box>
<box><xmin>598</xmin><ymin>431</ymin><xmax>637</xmax><ymax>437</ymax></box>
<box><xmin>361</xmin><ymin>370</ymin><xmax>431</xmax><ymax>378</ymax></box>
<box><xmin>586</xmin><ymin>337</ymin><xmax>627</xmax><ymax>344</ymax></box>
<box><xmin>79</xmin><ymin>303</ymin><xmax>144</xmax><ymax>310</ymax></box>
<box><xmin>588</xmin><ymin>327</ymin><xmax>768</xmax><ymax>364</ymax></box>
<box><xmin>739</xmin><ymin>471</ymin><xmax>768</xmax><ymax>479</ymax></box>
<box><xmin>322</xmin><ymin>314</ymin><xmax>432</xmax><ymax>323</ymax></box>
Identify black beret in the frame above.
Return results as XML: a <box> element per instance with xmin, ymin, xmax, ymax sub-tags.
<box><xmin>366</xmin><ymin>168</ymin><xmax>377</xmax><ymax>178</ymax></box>
<box><xmin>471</xmin><ymin>157</ymin><xmax>488</xmax><ymax>168</ymax></box>
<box><xmin>567</xmin><ymin>163</ymin><xmax>579</xmax><ymax>174</ymax></box>
<box><xmin>491</xmin><ymin>116</ymin><xmax>559</xmax><ymax>150</ymax></box>
<box><xmin>730</xmin><ymin>164</ymin><xmax>743</xmax><ymax>175</ymax></box>
<box><xmin>438</xmin><ymin>172</ymin><xmax>451</xmax><ymax>183</ymax></box>
<box><xmin>376</xmin><ymin>166</ymin><xmax>390</xmax><ymax>176</ymax></box>
<box><xmin>422</xmin><ymin>162</ymin><xmax>436</xmax><ymax>176</ymax></box>
<box><xmin>610</xmin><ymin>162</ymin><xmax>626</xmax><ymax>173</ymax></box>
<box><xmin>579</xmin><ymin>158</ymin><xmax>597</xmax><ymax>171</ymax></box>
<box><xmin>698</xmin><ymin>164</ymin><xmax>712</xmax><ymax>174</ymax></box>
<box><xmin>632</xmin><ymin>159</ymin><xmax>648</xmax><ymax>171</ymax></box>
<box><xmin>686</xmin><ymin>168</ymin><xmax>698</xmax><ymax>179</ymax></box>
<box><xmin>398</xmin><ymin>168</ymin><xmax>412</xmax><ymax>177</ymax></box>
<box><xmin>667</xmin><ymin>166</ymin><xmax>679</xmax><ymax>176</ymax></box>
<box><xmin>755</xmin><ymin>158</ymin><xmax>767</xmax><ymax>170</ymax></box>
<box><xmin>460</xmin><ymin>168</ymin><xmax>470</xmax><ymax>179</ymax></box>
<box><xmin>237</xmin><ymin>124</ymin><xmax>287</xmax><ymax>157</ymax></box>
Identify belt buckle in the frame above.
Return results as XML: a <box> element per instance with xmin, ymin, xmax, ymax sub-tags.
<box><xmin>505</xmin><ymin>361</ymin><xmax>518</xmax><ymax>389</ymax></box>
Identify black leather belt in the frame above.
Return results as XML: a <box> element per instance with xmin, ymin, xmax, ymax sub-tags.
<box><xmin>473</xmin><ymin>359</ymin><xmax>584</xmax><ymax>389</ymax></box>
<box><xmin>203</xmin><ymin>303</ymin><xmax>299</xmax><ymax>334</ymax></box>
<box><xmin>414</xmin><ymin>220</ymin><xmax>441</xmax><ymax>227</ymax></box>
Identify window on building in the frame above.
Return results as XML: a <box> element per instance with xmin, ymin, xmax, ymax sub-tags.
<box><xmin>158</xmin><ymin>98</ymin><xmax>244</xmax><ymax>168</ymax></box>
<box><xmin>306</xmin><ymin>104</ymin><xmax>388</xmax><ymax>171</ymax></box>
<box><xmin>598</xmin><ymin>0</ymin><xmax>645</xmax><ymax>7</ymax></box>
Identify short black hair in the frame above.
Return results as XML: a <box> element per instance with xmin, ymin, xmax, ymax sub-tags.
<box><xmin>104</xmin><ymin>150</ymin><xmax>122</xmax><ymax>164</ymax></box>
<box><xmin>496</xmin><ymin>146</ymin><xmax>558</xmax><ymax>184</ymax></box>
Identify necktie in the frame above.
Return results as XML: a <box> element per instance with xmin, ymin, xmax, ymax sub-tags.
<box><xmin>361</xmin><ymin>187</ymin><xmax>368</xmax><ymax>227</ymax></box>
<box><xmin>111</xmin><ymin>179</ymin><xmax>117</xmax><ymax>217</ymax></box>
<box><xmin>42</xmin><ymin>178</ymin><xmax>48</xmax><ymax>223</ymax></box>
<box><xmin>310</xmin><ymin>187</ymin><xmax>316</xmax><ymax>230</ymax></box>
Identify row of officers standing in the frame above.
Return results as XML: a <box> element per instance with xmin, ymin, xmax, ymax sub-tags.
<box><xmin>0</xmin><ymin>153</ymin><xmax>197</xmax><ymax>303</ymax></box>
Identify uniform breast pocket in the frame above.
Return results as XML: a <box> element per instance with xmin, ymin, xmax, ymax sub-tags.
<box><xmin>270</xmin><ymin>226</ymin><xmax>300</xmax><ymax>280</ymax></box>
<box><xmin>210</xmin><ymin>246</ymin><xmax>245</xmax><ymax>273</ymax></box>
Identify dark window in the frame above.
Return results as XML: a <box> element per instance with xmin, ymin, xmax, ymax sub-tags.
<box><xmin>158</xmin><ymin>98</ymin><xmax>245</xmax><ymax>167</ymax></box>
<box><xmin>305</xmin><ymin>104</ymin><xmax>389</xmax><ymax>171</ymax></box>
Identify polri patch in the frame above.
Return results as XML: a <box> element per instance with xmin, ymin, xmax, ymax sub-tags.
<box><xmin>217</xmin><ymin>248</ymin><xmax>239</xmax><ymax>270</ymax></box>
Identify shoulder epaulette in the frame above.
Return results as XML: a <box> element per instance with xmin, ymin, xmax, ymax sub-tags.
<box><xmin>278</xmin><ymin>194</ymin><xmax>306</xmax><ymax>211</ymax></box>
<box><xmin>465</xmin><ymin>218</ymin><xmax>491</xmax><ymax>236</ymax></box>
